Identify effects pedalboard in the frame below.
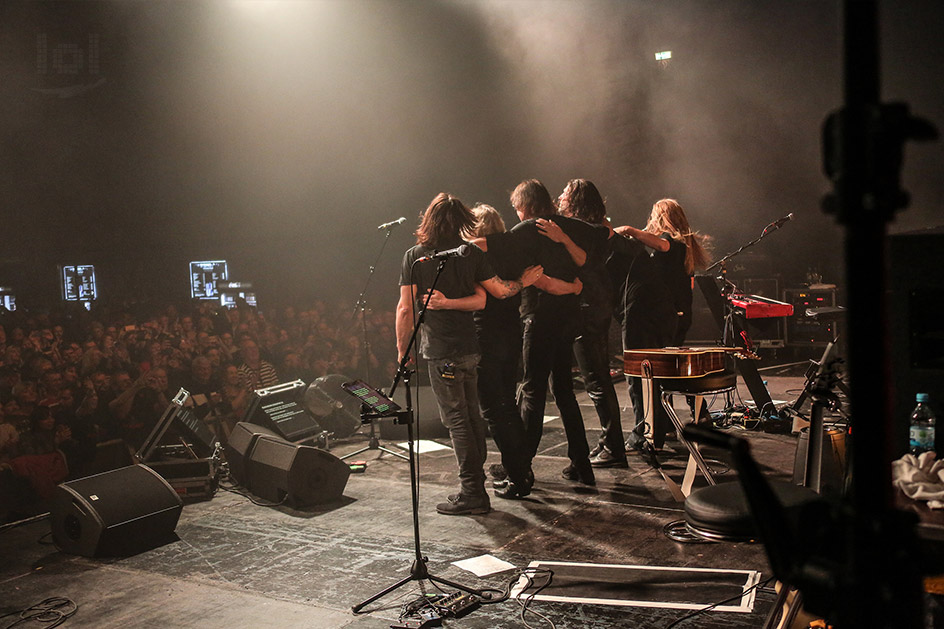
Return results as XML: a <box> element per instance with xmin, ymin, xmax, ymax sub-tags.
<box><xmin>390</xmin><ymin>591</ymin><xmax>480</xmax><ymax>629</ymax></box>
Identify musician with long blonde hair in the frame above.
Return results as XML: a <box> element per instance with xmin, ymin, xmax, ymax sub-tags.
<box><xmin>615</xmin><ymin>198</ymin><xmax>711</xmax><ymax>344</ymax></box>
<box><xmin>613</xmin><ymin>199</ymin><xmax>712</xmax><ymax>452</ymax></box>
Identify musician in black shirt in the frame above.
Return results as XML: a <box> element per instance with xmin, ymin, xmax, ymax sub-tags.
<box><xmin>553</xmin><ymin>179</ymin><xmax>629</xmax><ymax>468</ymax></box>
<box><xmin>615</xmin><ymin>198</ymin><xmax>711</xmax><ymax>449</ymax></box>
<box><xmin>509</xmin><ymin>179</ymin><xmax>596</xmax><ymax>486</ymax></box>
<box><xmin>470</xmin><ymin>204</ymin><xmax>581</xmax><ymax>499</ymax></box>
<box><xmin>396</xmin><ymin>193</ymin><xmax>541</xmax><ymax>515</ymax></box>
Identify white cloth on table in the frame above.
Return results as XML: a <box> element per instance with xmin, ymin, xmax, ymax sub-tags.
<box><xmin>892</xmin><ymin>451</ymin><xmax>944</xmax><ymax>509</ymax></box>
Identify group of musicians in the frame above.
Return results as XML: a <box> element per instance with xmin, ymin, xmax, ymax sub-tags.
<box><xmin>394</xmin><ymin>179</ymin><xmax>711</xmax><ymax>516</ymax></box>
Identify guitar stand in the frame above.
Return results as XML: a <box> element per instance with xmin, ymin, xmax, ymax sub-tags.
<box><xmin>661</xmin><ymin>387</ymin><xmax>732</xmax><ymax>497</ymax></box>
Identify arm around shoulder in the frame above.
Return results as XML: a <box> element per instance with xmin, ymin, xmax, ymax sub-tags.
<box><xmin>613</xmin><ymin>225</ymin><xmax>670</xmax><ymax>252</ymax></box>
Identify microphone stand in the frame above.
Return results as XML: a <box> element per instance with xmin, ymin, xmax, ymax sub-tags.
<box><xmin>342</xmin><ymin>224</ymin><xmax>408</xmax><ymax>462</ymax></box>
<box><xmin>698</xmin><ymin>218</ymin><xmax>793</xmax><ymax>421</ymax></box>
<box><xmin>705</xmin><ymin>216</ymin><xmax>791</xmax><ymax>274</ymax></box>
<box><xmin>351</xmin><ymin>259</ymin><xmax>481</xmax><ymax>614</ymax></box>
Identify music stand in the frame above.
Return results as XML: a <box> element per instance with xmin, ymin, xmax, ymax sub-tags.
<box><xmin>338</xmin><ymin>379</ymin><xmax>408</xmax><ymax>464</ymax></box>
<box><xmin>346</xmin><ymin>259</ymin><xmax>482</xmax><ymax>614</ymax></box>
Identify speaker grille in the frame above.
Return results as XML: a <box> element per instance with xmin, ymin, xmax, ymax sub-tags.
<box><xmin>246</xmin><ymin>435</ymin><xmax>350</xmax><ymax>506</ymax></box>
<box><xmin>61</xmin><ymin>464</ymin><xmax>181</xmax><ymax>526</ymax></box>
<box><xmin>51</xmin><ymin>464</ymin><xmax>183</xmax><ymax>557</ymax></box>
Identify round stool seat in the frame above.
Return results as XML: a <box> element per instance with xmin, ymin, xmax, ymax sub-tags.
<box><xmin>659</xmin><ymin>370</ymin><xmax>737</xmax><ymax>395</ymax></box>
<box><xmin>684</xmin><ymin>480</ymin><xmax>823</xmax><ymax>541</ymax></box>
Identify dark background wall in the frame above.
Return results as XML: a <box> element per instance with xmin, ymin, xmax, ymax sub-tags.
<box><xmin>1</xmin><ymin>0</ymin><xmax>941</xmax><ymax>311</ymax></box>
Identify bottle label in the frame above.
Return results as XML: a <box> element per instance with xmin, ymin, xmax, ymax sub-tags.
<box><xmin>910</xmin><ymin>426</ymin><xmax>935</xmax><ymax>451</ymax></box>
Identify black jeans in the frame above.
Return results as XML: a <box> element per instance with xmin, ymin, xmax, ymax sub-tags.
<box><xmin>622</xmin><ymin>311</ymin><xmax>675</xmax><ymax>450</ymax></box>
<box><xmin>519</xmin><ymin>314</ymin><xmax>590</xmax><ymax>466</ymax></box>
<box><xmin>627</xmin><ymin>376</ymin><xmax>671</xmax><ymax>450</ymax></box>
<box><xmin>573</xmin><ymin>312</ymin><xmax>625</xmax><ymax>458</ymax></box>
<box><xmin>476</xmin><ymin>322</ymin><xmax>530</xmax><ymax>485</ymax></box>
<box><xmin>427</xmin><ymin>354</ymin><xmax>488</xmax><ymax>499</ymax></box>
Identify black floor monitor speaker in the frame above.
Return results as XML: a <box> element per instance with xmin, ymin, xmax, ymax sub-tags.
<box><xmin>51</xmin><ymin>464</ymin><xmax>183</xmax><ymax>557</ymax></box>
<box><xmin>225</xmin><ymin>421</ymin><xmax>281</xmax><ymax>486</ymax></box>
<box><xmin>247</xmin><ymin>435</ymin><xmax>351</xmax><ymax>506</ymax></box>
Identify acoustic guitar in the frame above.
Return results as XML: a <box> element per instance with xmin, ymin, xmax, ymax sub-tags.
<box><xmin>623</xmin><ymin>346</ymin><xmax>747</xmax><ymax>379</ymax></box>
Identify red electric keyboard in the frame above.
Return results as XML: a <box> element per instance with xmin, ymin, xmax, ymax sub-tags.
<box><xmin>729</xmin><ymin>294</ymin><xmax>794</xmax><ymax>319</ymax></box>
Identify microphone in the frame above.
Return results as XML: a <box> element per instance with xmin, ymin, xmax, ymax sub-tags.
<box><xmin>378</xmin><ymin>217</ymin><xmax>407</xmax><ymax>230</ymax></box>
<box><xmin>416</xmin><ymin>244</ymin><xmax>471</xmax><ymax>263</ymax></box>
<box><xmin>770</xmin><ymin>213</ymin><xmax>794</xmax><ymax>230</ymax></box>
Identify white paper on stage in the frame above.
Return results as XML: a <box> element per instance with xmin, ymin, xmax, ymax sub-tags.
<box><xmin>452</xmin><ymin>554</ymin><xmax>517</xmax><ymax>577</ymax></box>
<box><xmin>397</xmin><ymin>439</ymin><xmax>451</xmax><ymax>453</ymax></box>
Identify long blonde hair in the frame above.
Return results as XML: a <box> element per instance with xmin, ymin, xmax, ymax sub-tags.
<box><xmin>471</xmin><ymin>203</ymin><xmax>506</xmax><ymax>236</ymax></box>
<box><xmin>646</xmin><ymin>199</ymin><xmax>712</xmax><ymax>274</ymax></box>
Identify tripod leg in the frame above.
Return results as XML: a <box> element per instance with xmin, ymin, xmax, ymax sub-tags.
<box><xmin>428</xmin><ymin>574</ymin><xmax>483</xmax><ymax>597</ymax></box>
<box><xmin>351</xmin><ymin>573</ymin><xmax>415</xmax><ymax>614</ymax></box>
<box><xmin>340</xmin><ymin>445</ymin><xmax>372</xmax><ymax>460</ymax></box>
<box><xmin>378</xmin><ymin>445</ymin><xmax>409</xmax><ymax>461</ymax></box>
<box><xmin>340</xmin><ymin>420</ymin><xmax>409</xmax><ymax>461</ymax></box>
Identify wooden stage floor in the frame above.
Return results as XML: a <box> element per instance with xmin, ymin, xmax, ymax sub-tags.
<box><xmin>1</xmin><ymin>373</ymin><xmax>818</xmax><ymax>628</ymax></box>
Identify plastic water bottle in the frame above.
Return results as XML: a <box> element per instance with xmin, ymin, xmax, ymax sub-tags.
<box><xmin>909</xmin><ymin>393</ymin><xmax>936</xmax><ymax>455</ymax></box>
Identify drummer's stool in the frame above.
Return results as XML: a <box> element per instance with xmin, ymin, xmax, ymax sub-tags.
<box><xmin>680</xmin><ymin>479</ymin><xmax>824</xmax><ymax>628</ymax></box>
<box><xmin>656</xmin><ymin>369</ymin><xmax>738</xmax><ymax>496</ymax></box>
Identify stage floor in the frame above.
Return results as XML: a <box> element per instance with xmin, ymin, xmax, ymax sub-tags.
<box><xmin>1</xmin><ymin>373</ymin><xmax>818</xmax><ymax>628</ymax></box>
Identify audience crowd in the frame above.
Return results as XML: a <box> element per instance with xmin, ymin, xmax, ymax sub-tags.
<box><xmin>0</xmin><ymin>298</ymin><xmax>399</xmax><ymax>520</ymax></box>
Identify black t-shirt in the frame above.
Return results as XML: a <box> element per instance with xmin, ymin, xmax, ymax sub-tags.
<box><xmin>569</xmin><ymin>220</ymin><xmax>613</xmax><ymax>321</ymax></box>
<box><xmin>509</xmin><ymin>217</ymin><xmax>582</xmax><ymax>319</ymax></box>
<box><xmin>474</xmin><ymin>232</ymin><xmax>525</xmax><ymax>332</ymax></box>
<box><xmin>651</xmin><ymin>235</ymin><xmax>692</xmax><ymax>317</ymax></box>
<box><xmin>399</xmin><ymin>242</ymin><xmax>495</xmax><ymax>360</ymax></box>
<box><xmin>608</xmin><ymin>234</ymin><xmax>675</xmax><ymax>348</ymax></box>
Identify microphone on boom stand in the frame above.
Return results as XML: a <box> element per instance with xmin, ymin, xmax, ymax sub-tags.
<box><xmin>378</xmin><ymin>217</ymin><xmax>407</xmax><ymax>230</ymax></box>
<box><xmin>416</xmin><ymin>244</ymin><xmax>471</xmax><ymax>263</ymax></box>
<box><xmin>764</xmin><ymin>212</ymin><xmax>795</xmax><ymax>234</ymax></box>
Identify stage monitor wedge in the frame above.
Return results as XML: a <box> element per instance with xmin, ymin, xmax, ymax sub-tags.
<box><xmin>224</xmin><ymin>421</ymin><xmax>281</xmax><ymax>487</ymax></box>
<box><xmin>246</xmin><ymin>435</ymin><xmax>350</xmax><ymax>506</ymax></box>
<box><xmin>51</xmin><ymin>464</ymin><xmax>183</xmax><ymax>557</ymax></box>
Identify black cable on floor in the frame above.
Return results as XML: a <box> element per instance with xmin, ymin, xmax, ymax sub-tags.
<box><xmin>515</xmin><ymin>568</ymin><xmax>556</xmax><ymax>629</ymax></box>
<box><xmin>0</xmin><ymin>597</ymin><xmax>77</xmax><ymax>629</ymax></box>
<box><xmin>217</xmin><ymin>480</ymin><xmax>287</xmax><ymax>508</ymax></box>
<box><xmin>662</xmin><ymin>575</ymin><xmax>775</xmax><ymax>628</ymax></box>
<box><xmin>0</xmin><ymin>513</ymin><xmax>50</xmax><ymax>533</ymax></box>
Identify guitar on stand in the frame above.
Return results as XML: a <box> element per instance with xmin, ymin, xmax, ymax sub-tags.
<box><xmin>625</xmin><ymin>345</ymin><xmax>757</xmax><ymax>497</ymax></box>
